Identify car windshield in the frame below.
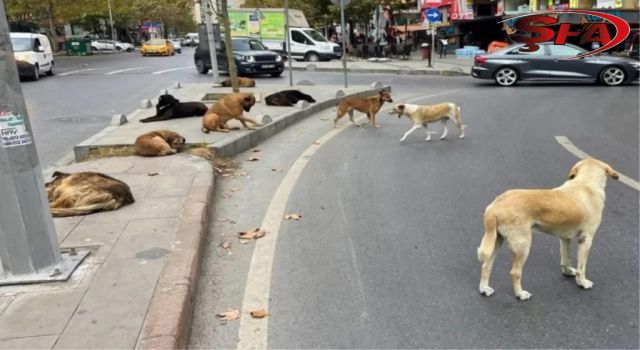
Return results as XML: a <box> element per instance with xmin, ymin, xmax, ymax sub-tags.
<box><xmin>148</xmin><ymin>39</ymin><xmax>165</xmax><ymax>45</ymax></box>
<box><xmin>232</xmin><ymin>39</ymin><xmax>267</xmax><ymax>51</ymax></box>
<box><xmin>303</xmin><ymin>29</ymin><xmax>327</xmax><ymax>43</ymax></box>
<box><xmin>11</xmin><ymin>37</ymin><xmax>32</xmax><ymax>52</ymax></box>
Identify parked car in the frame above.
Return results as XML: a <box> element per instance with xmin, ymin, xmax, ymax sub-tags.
<box><xmin>170</xmin><ymin>40</ymin><xmax>182</xmax><ymax>54</ymax></box>
<box><xmin>10</xmin><ymin>32</ymin><xmax>54</xmax><ymax>81</ymax></box>
<box><xmin>472</xmin><ymin>42</ymin><xmax>640</xmax><ymax>87</ymax></box>
<box><xmin>115</xmin><ymin>41</ymin><xmax>134</xmax><ymax>52</ymax></box>
<box><xmin>194</xmin><ymin>37</ymin><xmax>284</xmax><ymax>77</ymax></box>
<box><xmin>91</xmin><ymin>39</ymin><xmax>116</xmax><ymax>51</ymax></box>
<box><xmin>141</xmin><ymin>39</ymin><xmax>175</xmax><ymax>56</ymax></box>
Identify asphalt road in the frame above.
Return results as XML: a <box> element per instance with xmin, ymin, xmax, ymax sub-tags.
<box><xmin>189</xmin><ymin>75</ymin><xmax>639</xmax><ymax>348</ymax></box>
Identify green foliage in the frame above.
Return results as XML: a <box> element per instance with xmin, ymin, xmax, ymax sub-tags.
<box><xmin>4</xmin><ymin>0</ymin><xmax>196</xmax><ymax>35</ymax></box>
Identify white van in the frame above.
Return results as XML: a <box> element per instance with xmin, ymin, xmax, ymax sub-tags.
<box><xmin>185</xmin><ymin>32</ymin><xmax>199</xmax><ymax>47</ymax></box>
<box><xmin>10</xmin><ymin>32</ymin><xmax>55</xmax><ymax>81</ymax></box>
<box><xmin>287</xmin><ymin>27</ymin><xmax>341</xmax><ymax>62</ymax></box>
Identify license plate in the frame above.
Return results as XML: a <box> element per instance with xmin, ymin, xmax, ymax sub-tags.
<box><xmin>262</xmin><ymin>64</ymin><xmax>275</xmax><ymax>69</ymax></box>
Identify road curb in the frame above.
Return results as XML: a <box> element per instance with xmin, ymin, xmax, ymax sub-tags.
<box><xmin>213</xmin><ymin>85</ymin><xmax>391</xmax><ymax>157</ymax></box>
<box><xmin>137</xmin><ymin>164</ymin><xmax>215</xmax><ymax>349</ymax></box>
<box><xmin>286</xmin><ymin>66</ymin><xmax>470</xmax><ymax>76</ymax></box>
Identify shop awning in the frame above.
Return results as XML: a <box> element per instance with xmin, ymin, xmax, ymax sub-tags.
<box><xmin>393</xmin><ymin>24</ymin><xmax>431</xmax><ymax>32</ymax></box>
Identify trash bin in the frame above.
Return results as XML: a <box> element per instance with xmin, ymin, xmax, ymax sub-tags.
<box><xmin>420</xmin><ymin>43</ymin><xmax>431</xmax><ymax>60</ymax></box>
<box><xmin>65</xmin><ymin>38</ymin><xmax>93</xmax><ymax>56</ymax></box>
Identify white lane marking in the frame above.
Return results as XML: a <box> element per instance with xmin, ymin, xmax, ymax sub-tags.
<box><xmin>237</xmin><ymin>90</ymin><xmax>459</xmax><ymax>350</ymax></box>
<box><xmin>555</xmin><ymin>136</ymin><xmax>639</xmax><ymax>191</ymax></box>
<box><xmin>105</xmin><ymin>66</ymin><xmax>145</xmax><ymax>75</ymax></box>
<box><xmin>58</xmin><ymin>68</ymin><xmax>96</xmax><ymax>76</ymax></box>
<box><xmin>151</xmin><ymin>66</ymin><xmax>192</xmax><ymax>75</ymax></box>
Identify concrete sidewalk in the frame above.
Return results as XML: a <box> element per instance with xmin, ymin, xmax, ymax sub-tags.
<box><xmin>0</xmin><ymin>155</ymin><xmax>214</xmax><ymax>349</ymax></box>
<box><xmin>0</xmin><ymin>81</ymin><xmax>389</xmax><ymax>349</ymax></box>
<box><xmin>286</xmin><ymin>54</ymin><xmax>474</xmax><ymax>76</ymax></box>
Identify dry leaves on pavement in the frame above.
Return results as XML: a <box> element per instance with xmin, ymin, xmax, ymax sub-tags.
<box><xmin>239</xmin><ymin>228</ymin><xmax>267</xmax><ymax>240</ymax></box>
<box><xmin>252</xmin><ymin>148</ymin><xmax>261</xmax><ymax>152</ymax></box>
<box><xmin>217</xmin><ymin>308</ymin><xmax>240</xmax><ymax>321</ymax></box>
<box><xmin>220</xmin><ymin>242</ymin><xmax>231</xmax><ymax>250</ymax></box>
<box><xmin>247</xmin><ymin>157</ymin><xmax>260</xmax><ymax>162</ymax></box>
<box><xmin>284</xmin><ymin>213</ymin><xmax>302</xmax><ymax>221</ymax></box>
<box><xmin>250</xmin><ymin>309</ymin><xmax>269</xmax><ymax>318</ymax></box>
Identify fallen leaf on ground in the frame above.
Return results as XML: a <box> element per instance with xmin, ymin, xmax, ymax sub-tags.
<box><xmin>247</xmin><ymin>157</ymin><xmax>260</xmax><ymax>162</ymax></box>
<box><xmin>147</xmin><ymin>172</ymin><xmax>159</xmax><ymax>176</ymax></box>
<box><xmin>252</xmin><ymin>148</ymin><xmax>261</xmax><ymax>152</ymax></box>
<box><xmin>230</xmin><ymin>187</ymin><xmax>241</xmax><ymax>192</ymax></box>
<box><xmin>271</xmin><ymin>168</ymin><xmax>285</xmax><ymax>173</ymax></box>
<box><xmin>217</xmin><ymin>308</ymin><xmax>240</xmax><ymax>321</ymax></box>
<box><xmin>220</xmin><ymin>242</ymin><xmax>231</xmax><ymax>249</ymax></box>
<box><xmin>239</xmin><ymin>228</ymin><xmax>267</xmax><ymax>240</ymax></box>
<box><xmin>222</xmin><ymin>194</ymin><xmax>231</xmax><ymax>199</ymax></box>
<box><xmin>250</xmin><ymin>309</ymin><xmax>269</xmax><ymax>318</ymax></box>
<box><xmin>320</xmin><ymin>117</ymin><xmax>329</xmax><ymax>121</ymax></box>
<box><xmin>284</xmin><ymin>213</ymin><xmax>302</xmax><ymax>221</ymax></box>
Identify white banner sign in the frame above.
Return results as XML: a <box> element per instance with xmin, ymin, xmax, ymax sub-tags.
<box><xmin>0</xmin><ymin>112</ymin><xmax>32</xmax><ymax>148</ymax></box>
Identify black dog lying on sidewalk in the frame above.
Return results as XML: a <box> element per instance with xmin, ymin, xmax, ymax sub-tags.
<box><xmin>265</xmin><ymin>90</ymin><xmax>316</xmax><ymax>107</ymax></box>
<box><xmin>140</xmin><ymin>94</ymin><xmax>208</xmax><ymax>123</ymax></box>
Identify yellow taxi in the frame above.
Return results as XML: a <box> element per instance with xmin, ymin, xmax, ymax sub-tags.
<box><xmin>141</xmin><ymin>38</ymin><xmax>175</xmax><ymax>56</ymax></box>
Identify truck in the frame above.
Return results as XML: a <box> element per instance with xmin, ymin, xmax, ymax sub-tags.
<box><xmin>225</xmin><ymin>8</ymin><xmax>341</xmax><ymax>62</ymax></box>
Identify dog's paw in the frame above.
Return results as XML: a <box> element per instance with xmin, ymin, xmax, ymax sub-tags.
<box><xmin>562</xmin><ymin>266</ymin><xmax>577</xmax><ymax>277</ymax></box>
<box><xmin>459</xmin><ymin>135</ymin><xmax>465</xmax><ymax>139</ymax></box>
<box><xmin>425</xmin><ymin>138</ymin><xmax>432</xmax><ymax>142</ymax></box>
<box><xmin>479</xmin><ymin>286</ymin><xmax>495</xmax><ymax>297</ymax></box>
<box><xmin>516</xmin><ymin>291</ymin><xmax>532</xmax><ymax>301</ymax></box>
<box><xmin>577</xmin><ymin>278</ymin><xmax>594</xmax><ymax>289</ymax></box>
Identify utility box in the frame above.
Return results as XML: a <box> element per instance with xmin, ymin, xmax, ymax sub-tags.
<box><xmin>64</xmin><ymin>38</ymin><xmax>93</xmax><ymax>56</ymax></box>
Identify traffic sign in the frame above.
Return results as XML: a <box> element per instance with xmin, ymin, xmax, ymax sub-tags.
<box><xmin>425</xmin><ymin>8</ymin><xmax>441</xmax><ymax>23</ymax></box>
<box><xmin>330</xmin><ymin>0</ymin><xmax>351</xmax><ymax>6</ymax></box>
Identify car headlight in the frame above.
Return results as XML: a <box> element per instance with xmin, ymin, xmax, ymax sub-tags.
<box><xmin>275</xmin><ymin>55</ymin><xmax>282</xmax><ymax>62</ymax></box>
<box><xmin>631</xmin><ymin>61</ymin><xmax>640</xmax><ymax>69</ymax></box>
<box><xmin>14</xmin><ymin>53</ymin><xmax>29</xmax><ymax>62</ymax></box>
<box><xmin>246</xmin><ymin>56</ymin><xmax>255</xmax><ymax>63</ymax></box>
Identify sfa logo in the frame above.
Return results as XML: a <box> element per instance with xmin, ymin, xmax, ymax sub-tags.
<box><xmin>505</xmin><ymin>10</ymin><xmax>630</xmax><ymax>59</ymax></box>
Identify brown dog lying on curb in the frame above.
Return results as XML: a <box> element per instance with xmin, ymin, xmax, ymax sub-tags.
<box><xmin>477</xmin><ymin>158</ymin><xmax>619</xmax><ymax>301</ymax></box>
<box><xmin>334</xmin><ymin>90</ymin><xmax>393</xmax><ymax>128</ymax></box>
<box><xmin>202</xmin><ymin>93</ymin><xmax>261</xmax><ymax>133</ymax></box>
<box><xmin>46</xmin><ymin>171</ymin><xmax>135</xmax><ymax>217</ymax></box>
<box><xmin>390</xmin><ymin>102</ymin><xmax>465</xmax><ymax>142</ymax></box>
<box><xmin>134</xmin><ymin>130</ymin><xmax>186</xmax><ymax>156</ymax></box>
<box><xmin>221</xmin><ymin>77</ymin><xmax>256</xmax><ymax>87</ymax></box>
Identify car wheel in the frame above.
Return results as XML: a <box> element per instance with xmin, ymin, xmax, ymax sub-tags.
<box><xmin>494</xmin><ymin>67</ymin><xmax>518</xmax><ymax>87</ymax></box>
<box><xmin>31</xmin><ymin>64</ymin><xmax>40</xmax><ymax>81</ymax></box>
<box><xmin>47</xmin><ymin>62</ymin><xmax>54</xmax><ymax>76</ymax></box>
<box><xmin>600</xmin><ymin>66</ymin><xmax>625</xmax><ymax>86</ymax></box>
<box><xmin>305</xmin><ymin>52</ymin><xmax>320</xmax><ymax>62</ymax></box>
<box><xmin>196</xmin><ymin>58</ymin><xmax>210</xmax><ymax>74</ymax></box>
<box><xmin>116</xmin><ymin>47</ymin><xmax>123</xmax><ymax>52</ymax></box>
<box><xmin>270</xmin><ymin>71</ymin><xmax>283</xmax><ymax>77</ymax></box>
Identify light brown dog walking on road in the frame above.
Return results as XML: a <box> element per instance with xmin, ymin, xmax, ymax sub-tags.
<box><xmin>333</xmin><ymin>90</ymin><xmax>393</xmax><ymax>128</ymax></box>
<box><xmin>477</xmin><ymin>158</ymin><xmax>619</xmax><ymax>300</ymax></box>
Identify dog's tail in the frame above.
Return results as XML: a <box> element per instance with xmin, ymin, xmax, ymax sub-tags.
<box><xmin>477</xmin><ymin>211</ymin><xmax>498</xmax><ymax>262</ymax></box>
<box><xmin>50</xmin><ymin>203</ymin><xmax>108</xmax><ymax>217</ymax></box>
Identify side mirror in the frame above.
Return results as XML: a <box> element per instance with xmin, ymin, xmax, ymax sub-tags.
<box><xmin>37</xmin><ymin>45</ymin><xmax>44</xmax><ymax>52</ymax></box>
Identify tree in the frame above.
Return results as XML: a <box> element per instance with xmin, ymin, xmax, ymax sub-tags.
<box><xmin>208</xmin><ymin>0</ymin><xmax>240</xmax><ymax>92</ymax></box>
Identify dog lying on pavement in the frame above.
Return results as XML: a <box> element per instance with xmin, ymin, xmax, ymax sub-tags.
<box><xmin>390</xmin><ymin>102</ymin><xmax>465</xmax><ymax>142</ymax></box>
<box><xmin>140</xmin><ymin>94</ymin><xmax>208</xmax><ymax>123</ymax></box>
<box><xmin>46</xmin><ymin>171</ymin><xmax>135</xmax><ymax>217</ymax></box>
<box><xmin>202</xmin><ymin>93</ymin><xmax>261</xmax><ymax>133</ymax></box>
<box><xmin>221</xmin><ymin>77</ymin><xmax>256</xmax><ymax>87</ymax></box>
<box><xmin>134</xmin><ymin>130</ymin><xmax>185</xmax><ymax>157</ymax></box>
<box><xmin>334</xmin><ymin>90</ymin><xmax>393</xmax><ymax>128</ymax></box>
<box><xmin>265</xmin><ymin>90</ymin><xmax>316</xmax><ymax>107</ymax></box>
<box><xmin>477</xmin><ymin>158</ymin><xmax>619</xmax><ymax>301</ymax></box>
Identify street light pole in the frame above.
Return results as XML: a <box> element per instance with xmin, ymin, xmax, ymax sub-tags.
<box><xmin>204</xmin><ymin>0</ymin><xmax>220</xmax><ymax>84</ymax></box>
<box><xmin>108</xmin><ymin>0</ymin><xmax>116</xmax><ymax>43</ymax></box>
<box><xmin>284</xmin><ymin>0</ymin><xmax>293</xmax><ymax>87</ymax></box>
<box><xmin>0</xmin><ymin>0</ymin><xmax>87</xmax><ymax>285</ymax></box>
<box><xmin>340</xmin><ymin>0</ymin><xmax>348</xmax><ymax>88</ymax></box>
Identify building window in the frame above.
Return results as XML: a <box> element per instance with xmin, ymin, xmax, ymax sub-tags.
<box><xmin>504</xmin><ymin>0</ymin><xmax>532</xmax><ymax>13</ymax></box>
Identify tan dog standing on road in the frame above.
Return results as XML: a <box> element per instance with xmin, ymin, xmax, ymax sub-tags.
<box><xmin>334</xmin><ymin>90</ymin><xmax>393</xmax><ymax>128</ymax></box>
<box><xmin>134</xmin><ymin>130</ymin><xmax>185</xmax><ymax>156</ymax></box>
<box><xmin>477</xmin><ymin>158</ymin><xmax>619</xmax><ymax>300</ymax></box>
<box><xmin>46</xmin><ymin>171</ymin><xmax>135</xmax><ymax>217</ymax></box>
<box><xmin>202</xmin><ymin>93</ymin><xmax>261</xmax><ymax>133</ymax></box>
<box><xmin>390</xmin><ymin>102</ymin><xmax>465</xmax><ymax>142</ymax></box>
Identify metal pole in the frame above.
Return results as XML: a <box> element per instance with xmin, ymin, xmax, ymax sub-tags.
<box><xmin>258</xmin><ymin>9</ymin><xmax>263</xmax><ymax>44</ymax></box>
<box><xmin>340</xmin><ymin>0</ymin><xmax>348</xmax><ymax>88</ymax></box>
<box><xmin>205</xmin><ymin>1</ymin><xmax>220</xmax><ymax>84</ymax></box>
<box><xmin>0</xmin><ymin>0</ymin><xmax>89</xmax><ymax>284</ymax></box>
<box><xmin>108</xmin><ymin>0</ymin><xmax>116</xmax><ymax>43</ymax></box>
<box><xmin>284</xmin><ymin>0</ymin><xmax>293</xmax><ymax>87</ymax></box>
<box><xmin>430</xmin><ymin>22</ymin><xmax>435</xmax><ymax>68</ymax></box>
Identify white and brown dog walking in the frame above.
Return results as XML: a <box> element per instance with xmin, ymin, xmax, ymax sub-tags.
<box><xmin>390</xmin><ymin>102</ymin><xmax>465</xmax><ymax>142</ymax></box>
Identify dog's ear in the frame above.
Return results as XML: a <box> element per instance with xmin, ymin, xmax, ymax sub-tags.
<box><xmin>51</xmin><ymin>171</ymin><xmax>68</xmax><ymax>179</ymax></box>
<box><xmin>604</xmin><ymin>164</ymin><xmax>619</xmax><ymax>180</ymax></box>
